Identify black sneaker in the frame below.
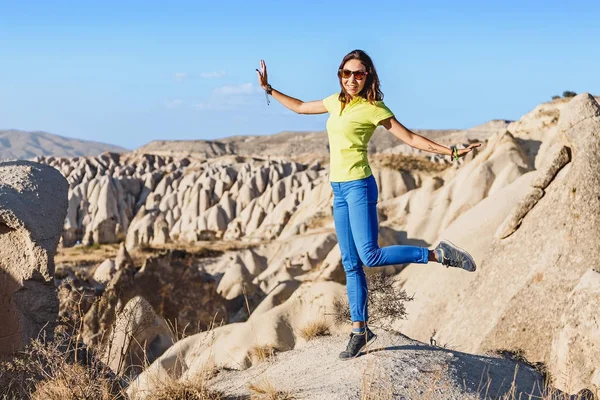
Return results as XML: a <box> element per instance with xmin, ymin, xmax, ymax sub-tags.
<box><xmin>339</xmin><ymin>327</ymin><xmax>377</xmax><ymax>360</ymax></box>
<box><xmin>435</xmin><ymin>240</ymin><xmax>477</xmax><ymax>272</ymax></box>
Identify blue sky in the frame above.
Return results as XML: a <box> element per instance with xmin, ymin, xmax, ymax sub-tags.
<box><xmin>1</xmin><ymin>0</ymin><xmax>598</xmax><ymax>150</ymax></box>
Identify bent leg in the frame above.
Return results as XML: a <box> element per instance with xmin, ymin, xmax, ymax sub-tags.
<box><xmin>346</xmin><ymin>175</ymin><xmax>429</xmax><ymax>267</ymax></box>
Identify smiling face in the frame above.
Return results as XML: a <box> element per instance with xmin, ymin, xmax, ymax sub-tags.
<box><xmin>340</xmin><ymin>59</ymin><xmax>368</xmax><ymax>98</ymax></box>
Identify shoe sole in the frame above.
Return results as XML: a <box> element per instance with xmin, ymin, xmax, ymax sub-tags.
<box><xmin>440</xmin><ymin>240</ymin><xmax>477</xmax><ymax>272</ymax></box>
<box><xmin>339</xmin><ymin>334</ymin><xmax>378</xmax><ymax>361</ymax></box>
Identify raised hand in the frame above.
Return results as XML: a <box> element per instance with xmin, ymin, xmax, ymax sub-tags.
<box><xmin>255</xmin><ymin>60</ymin><xmax>269</xmax><ymax>90</ymax></box>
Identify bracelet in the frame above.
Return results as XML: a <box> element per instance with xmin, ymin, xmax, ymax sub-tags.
<box><xmin>451</xmin><ymin>146</ymin><xmax>459</xmax><ymax>161</ymax></box>
<box><xmin>264</xmin><ymin>84</ymin><xmax>272</xmax><ymax>106</ymax></box>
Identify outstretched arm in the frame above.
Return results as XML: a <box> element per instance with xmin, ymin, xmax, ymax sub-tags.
<box><xmin>256</xmin><ymin>60</ymin><xmax>327</xmax><ymax>115</ymax></box>
<box><xmin>380</xmin><ymin>116</ymin><xmax>481</xmax><ymax>158</ymax></box>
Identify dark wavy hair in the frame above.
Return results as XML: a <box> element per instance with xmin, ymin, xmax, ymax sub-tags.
<box><xmin>337</xmin><ymin>49</ymin><xmax>384</xmax><ymax>110</ymax></box>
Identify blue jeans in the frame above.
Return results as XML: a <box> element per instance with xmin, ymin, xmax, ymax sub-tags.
<box><xmin>331</xmin><ymin>174</ymin><xmax>429</xmax><ymax>322</ymax></box>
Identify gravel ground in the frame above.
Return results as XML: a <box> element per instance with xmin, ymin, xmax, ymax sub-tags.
<box><xmin>207</xmin><ymin>330</ymin><xmax>545</xmax><ymax>400</ymax></box>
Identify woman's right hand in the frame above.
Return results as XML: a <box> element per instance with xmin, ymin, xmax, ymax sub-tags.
<box><xmin>255</xmin><ymin>59</ymin><xmax>268</xmax><ymax>90</ymax></box>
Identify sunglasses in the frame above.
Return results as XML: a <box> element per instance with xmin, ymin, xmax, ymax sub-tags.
<box><xmin>339</xmin><ymin>69</ymin><xmax>368</xmax><ymax>80</ymax></box>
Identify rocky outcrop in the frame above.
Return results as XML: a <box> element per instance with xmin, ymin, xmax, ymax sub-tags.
<box><xmin>83</xmin><ymin>249</ymin><xmax>137</xmax><ymax>348</ymax></box>
<box><xmin>127</xmin><ymin>285</ymin><xmax>557</xmax><ymax>400</ymax></box>
<box><xmin>206</xmin><ymin>332</ymin><xmax>546</xmax><ymax>400</ymax></box>
<box><xmin>507</xmin><ymin>98</ymin><xmax>568</xmax><ymax>140</ymax></box>
<box><xmin>495</xmin><ymin>144</ymin><xmax>571</xmax><ymax>239</ymax></box>
<box><xmin>396</xmin><ymin>93</ymin><xmax>600</xmax><ymax>394</ymax></box>
<box><xmin>495</xmin><ymin>187</ymin><xmax>544</xmax><ymax>239</ymax></box>
<box><xmin>127</xmin><ymin>281</ymin><xmax>347</xmax><ymax>399</ymax></box>
<box><xmin>531</xmin><ymin>144</ymin><xmax>571</xmax><ymax>189</ymax></box>
<box><xmin>0</xmin><ymin>161</ymin><xmax>68</xmax><ymax>356</ymax></box>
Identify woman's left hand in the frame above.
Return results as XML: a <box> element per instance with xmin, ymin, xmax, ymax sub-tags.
<box><xmin>458</xmin><ymin>143</ymin><xmax>482</xmax><ymax>157</ymax></box>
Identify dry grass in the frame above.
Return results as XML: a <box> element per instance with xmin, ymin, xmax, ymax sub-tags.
<box><xmin>128</xmin><ymin>243</ymin><xmax>226</xmax><ymax>267</ymax></box>
<box><xmin>360</xmin><ymin>359</ymin><xmax>394</xmax><ymax>400</ymax></box>
<box><xmin>491</xmin><ymin>374</ymin><xmax>598</xmax><ymax>400</ymax></box>
<box><xmin>0</xmin><ymin>330</ymin><xmax>126</xmax><ymax>400</ymax></box>
<box><xmin>145</xmin><ymin>376</ymin><xmax>224</xmax><ymax>400</ymax></box>
<box><xmin>144</xmin><ymin>239</ymin><xmax>259</xmax><ymax>254</ymax></box>
<box><xmin>248</xmin><ymin>344</ymin><xmax>276</xmax><ymax>364</ymax></box>
<box><xmin>367</xmin><ymin>273</ymin><xmax>413</xmax><ymax>327</ymax></box>
<box><xmin>56</xmin><ymin>243</ymin><xmax>120</xmax><ymax>265</ymax></box>
<box><xmin>29</xmin><ymin>363</ymin><xmax>118</xmax><ymax>400</ymax></box>
<box><xmin>248</xmin><ymin>375</ymin><xmax>294</xmax><ymax>400</ymax></box>
<box><xmin>297</xmin><ymin>319</ymin><xmax>330</xmax><ymax>341</ymax></box>
<box><xmin>56</xmin><ymin>240</ymin><xmax>258</xmax><ymax>268</ymax></box>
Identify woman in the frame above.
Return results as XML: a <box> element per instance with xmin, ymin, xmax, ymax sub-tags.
<box><xmin>256</xmin><ymin>49</ymin><xmax>480</xmax><ymax>360</ymax></box>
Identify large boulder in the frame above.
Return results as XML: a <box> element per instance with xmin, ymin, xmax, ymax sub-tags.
<box><xmin>0</xmin><ymin>161</ymin><xmax>68</xmax><ymax>357</ymax></box>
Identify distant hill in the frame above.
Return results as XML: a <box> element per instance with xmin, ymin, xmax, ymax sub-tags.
<box><xmin>0</xmin><ymin>130</ymin><xmax>127</xmax><ymax>160</ymax></box>
<box><xmin>134</xmin><ymin>121</ymin><xmax>511</xmax><ymax>160</ymax></box>
<box><xmin>133</xmin><ymin>128</ymin><xmax>467</xmax><ymax>159</ymax></box>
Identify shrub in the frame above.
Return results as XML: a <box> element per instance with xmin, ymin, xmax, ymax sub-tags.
<box><xmin>367</xmin><ymin>272</ymin><xmax>414</xmax><ymax>326</ymax></box>
<box><xmin>332</xmin><ymin>272</ymin><xmax>414</xmax><ymax>328</ymax></box>
<box><xmin>562</xmin><ymin>91</ymin><xmax>577</xmax><ymax>98</ymax></box>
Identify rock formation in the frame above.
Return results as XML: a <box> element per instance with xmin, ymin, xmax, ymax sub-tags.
<box><xmin>103</xmin><ymin>296</ymin><xmax>175</xmax><ymax>377</ymax></box>
<box><xmin>37</xmin><ymin>139</ymin><xmax>459</xmax><ymax>250</ymax></box>
<box><xmin>396</xmin><ymin>93</ymin><xmax>600</xmax><ymax>394</ymax></box>
<box><xmin>0</xmin><ymin>161</ymin><xmax>68</xmax><ymax>356</ymax></box>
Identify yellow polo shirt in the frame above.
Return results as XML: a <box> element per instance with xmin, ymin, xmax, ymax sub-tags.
<box><xmin>323</xmin><ymin>93</ymin><xmax>394</xmax><ymax>182</ymax></box>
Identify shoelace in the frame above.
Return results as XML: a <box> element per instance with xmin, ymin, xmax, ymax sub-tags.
<box><xmin>443</xmin><ymin>256</ymin><xmax>461</xmax><ymax>268</ymax></box>
<box><xmin>346</xmin><ymin>334</ymin><xmax>357</xmax><ymax>351</ymax></box>
<box><xmin>347</xmin><ymin>333</ymin><xmax>366</xmax><ymax>351</ymax></box>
